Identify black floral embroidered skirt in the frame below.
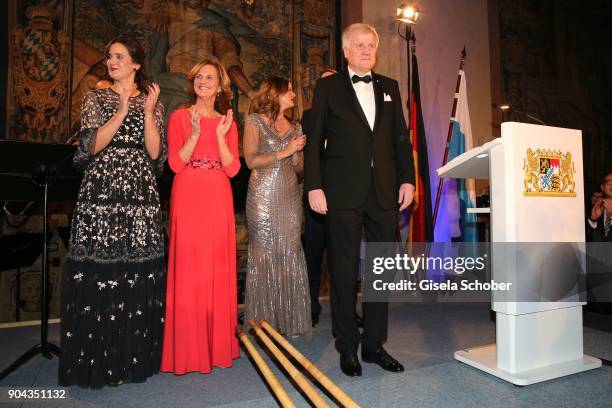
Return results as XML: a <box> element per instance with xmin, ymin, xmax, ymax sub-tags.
<box><xmin>59</xmin><ymin>258</ymin><xmax>165</xmax><ymax>388</ymax></box>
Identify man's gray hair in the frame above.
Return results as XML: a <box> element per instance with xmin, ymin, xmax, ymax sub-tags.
<box><xmin>341</xmin><ymin>23</ymin><xmax>380</xmax><ymax>50</ymax></box>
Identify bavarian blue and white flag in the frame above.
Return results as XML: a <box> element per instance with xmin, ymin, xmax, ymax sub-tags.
<box><xmin>447</xmin><ymin>70</ymin><xmax>478</xmax><ymax>242</ymax></box>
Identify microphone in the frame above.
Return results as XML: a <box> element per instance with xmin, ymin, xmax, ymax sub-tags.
<box><xmin>492</xmin><ymin>103</ymin><xmax>548</xmax><ymax>126</ymax></box>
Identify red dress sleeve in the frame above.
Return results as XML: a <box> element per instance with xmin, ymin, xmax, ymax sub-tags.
<box><xmin>222</xmin><ymin>121</ymin><xmax>241</xmax><ymax>178</ymax></box>
<box><xmin>167</xmin><ymin>109</ymin><xmax>188</xmax><ymax>174</ymax></box>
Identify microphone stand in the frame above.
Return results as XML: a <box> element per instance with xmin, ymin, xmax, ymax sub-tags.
<box><xmin>0</xmin><ymin>140</ymin><xmax>79</xmax><ymax>380</ymax></box>
<box><xmin>493</xmin><ymin>104</ymin><xmax>548</xmax><ymax>126</ymax></box>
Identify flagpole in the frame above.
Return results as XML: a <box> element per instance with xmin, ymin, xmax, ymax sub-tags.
<box><xmin>398</xmin><ymin>24</ymin><xmax>414</xmax><ymax>244</ymax></box>
<box><xmin>403</xmin><ymin>25</ymin><xmax>412</xmax><ymax>247</ymax></box>
<box><xmin>432</xmin><ymin>47</ymin><xmax>467</xmax><ymax>229</ymax></box>
<box><xmin>405</xmin><ymin>25</ymin><xmax>413</xmax><ymax>115</ymax></box>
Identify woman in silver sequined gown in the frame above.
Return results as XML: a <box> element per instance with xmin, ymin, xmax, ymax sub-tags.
<box><xmin>243</xmin><ymin>77</ymin><xmax>311</xmax><ymax>336</ymax></box>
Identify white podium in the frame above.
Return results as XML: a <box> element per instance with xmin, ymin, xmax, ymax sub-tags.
<box><xmin>438</xmin><ymin>122</ymin><xmax>601</xmax><ymax>385</ymax></box>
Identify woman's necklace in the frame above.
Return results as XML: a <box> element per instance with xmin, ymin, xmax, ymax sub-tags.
<box><xmin>273</xmin><ymin>117</ymin><xmax>290</xmax><ymax>133</ymax></box>
<box><xmin>110</xmin><ymin>84</ymin><xmax>139</xmax><ymax>97</ymax></box>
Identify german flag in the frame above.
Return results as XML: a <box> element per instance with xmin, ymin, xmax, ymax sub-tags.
<box><xmin>408</xmin><ymin>53</ymin><xmax>434</xmax><ymax>243</ymax></box>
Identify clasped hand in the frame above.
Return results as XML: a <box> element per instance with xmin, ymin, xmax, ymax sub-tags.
<box><xmin>286</xmin><ymin>134</ymin><xmax>306</xmax><ymax>155</ymax></box>
<box><xmin>591</xmin><ymin>198</ymin><xmax>612</xmax><ymax>221</ymax></box>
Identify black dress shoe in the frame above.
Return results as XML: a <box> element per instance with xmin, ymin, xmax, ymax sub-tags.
<box><xmin>362</xmin><ymin>348</ymin><xmax>404</xmax><ymax>372</ymax></box>
<box><xmin>311</xmin><ymin>312</ymin><xmax>320</xmax><ymax>327</ymax></box>
<box><xmin>340</xmin><ymin>351</ymin><xmax>362</xmax><ymax>377</ymax></box>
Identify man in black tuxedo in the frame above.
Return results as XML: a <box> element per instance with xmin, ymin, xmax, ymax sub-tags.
<box><xmin>304</xmin><ymin>23</ymin><xmax>415</xmax><ymax>377</ymax></box>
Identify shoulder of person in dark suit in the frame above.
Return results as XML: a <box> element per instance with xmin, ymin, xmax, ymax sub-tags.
<box><xmin>301</xmin><ymin>108</ymin><xmax>313</xmax><ymax>136</ymax></box>
<box><xmin>304</xmin><ymin>72</ymin><xmax>343</xmax><ymax>192</ymax></box>
<box><xmin>371</xmin><ymin>72</ymin><xmax>399</xmax><ymax>88</ymax></box>
<box><xmin>314</xmin><ymin>72</ymin><xmax>343</xmax><ymax>94</ymax></box>
<box><xmin>372</xmin><ymin>72</ymin><xmax>397</xmax><ymax>84</ymax></box>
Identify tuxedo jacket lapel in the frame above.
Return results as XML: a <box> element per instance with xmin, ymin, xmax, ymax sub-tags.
<box><xmin>343</xmin><ymin>71</ymin><xmax>372</xmax><ymax>132</ymax></box>
<box><xmin>372</xmin><ymin>73</ymin><xmax>384</xmax><ymax>134</ymax></box>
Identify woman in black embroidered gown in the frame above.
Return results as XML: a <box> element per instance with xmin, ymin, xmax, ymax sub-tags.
<box><xmin>59</xmin><ymin>35</ymin><xmax>167</xmax><ymax>388</ymax></box>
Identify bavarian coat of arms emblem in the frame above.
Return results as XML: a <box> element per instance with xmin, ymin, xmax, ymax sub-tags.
<box><xmin>523</xmin><ymin>148</ymin><xmax>576</xmax><ymax>197</ymax></box>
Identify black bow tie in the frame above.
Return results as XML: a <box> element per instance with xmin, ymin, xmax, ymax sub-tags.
<box><xmin>351</xmin><ymin>74</ymin><xmax>372</xmax><ymax>84</ymax></box>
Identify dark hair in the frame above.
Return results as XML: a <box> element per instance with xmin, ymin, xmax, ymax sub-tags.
<box><xmin>249</xmin><ymin>77</ymin><xmax>290</xmax><ymax>123</ymax></box>
<box><xmin>104</xmin><ymin>35</ymin><xmax>149</xmax><ymax>93</ymax></box>
<box><xmin>186</xmin><ymin>57</ymin><xmax>233</xmax><ymax>114</ymax></box>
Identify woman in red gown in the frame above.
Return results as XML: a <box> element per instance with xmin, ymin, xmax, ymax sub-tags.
<box><xmin>161</xmin><ymin>58</ymin><xmax>240</xmax><ymax>374</ymax></box>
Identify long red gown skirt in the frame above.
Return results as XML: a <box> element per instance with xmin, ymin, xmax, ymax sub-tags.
<box><xmin>161</xmin><ymin>109</ymin><xmax>240</xmax><ymax>374</ymax></box>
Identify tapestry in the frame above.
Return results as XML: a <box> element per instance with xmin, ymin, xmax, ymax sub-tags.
<box><xmin>5</xmin><ymin>1</ymin><xmax>73</xmax><ymax>143</ymax></box>
<box><xmin>70</xmin><ymin>0</ymin><xmax>336</xmax><ymax>135</ymax></box>
<box><xmin>1</xmin><ymin>0</ymin><xmax>337</xmax><ymax>323</ymax></box>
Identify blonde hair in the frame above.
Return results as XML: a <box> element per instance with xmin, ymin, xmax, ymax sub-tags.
<box><xmin>342</xmin><ymin>23</ymin><xmax>379</xmax><ymax>50</ymax></box>
<box><xmin>186</xmin><ymin>57</ymin><xmax>233</xmax><ymax>113</ymax></box>
<box><xmin>249</xmin><ymin>77</ymin><xmax>290</xmax><ymax>123</ymax></box>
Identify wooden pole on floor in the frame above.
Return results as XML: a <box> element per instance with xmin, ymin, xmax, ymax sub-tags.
<box><xmin>260</xmin><ymin>320</ymin><xmax>361</xmax><ymax>408</ymax></box>
<box><xmin>247</xmin><ymin>320</ymin><xmax>330</xmax><ymax>408</ymax></box>
<box><xmin>235</xmin><ymin>326</ymin><xmax>297</xmax><ymax>408</ymax></box>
